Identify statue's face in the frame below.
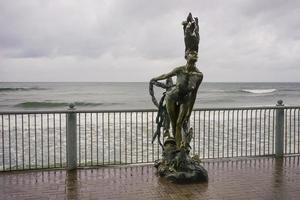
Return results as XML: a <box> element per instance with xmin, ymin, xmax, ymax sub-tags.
<box><xmin>187</xmin><ymin>52</ymin><xmax>198</xmax><ymax>63</ymax></box>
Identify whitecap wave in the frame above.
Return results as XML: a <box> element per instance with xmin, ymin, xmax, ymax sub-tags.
<box><xmin>242</xmin><ymin>89</ymin><xmax>277</xmax><ymax>94</ymax></box>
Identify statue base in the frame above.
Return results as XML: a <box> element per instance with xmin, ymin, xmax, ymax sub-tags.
<box><xmin>154</xmin><ymin>138</ymin><xmax>208</xmax><ymax>183</ymax></box>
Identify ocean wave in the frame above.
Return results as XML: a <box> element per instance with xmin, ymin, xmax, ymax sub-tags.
<box><xmin>15</xmin><ymin>101</ymin><xmax>120</xmax><ymax>108</ymax></box>
<box><xmin>0</xmin><ymin>87</ymin><xmax>47</xmax><ymax>92</ymax></box>
<box><xmin>201</xmin><ymin>89</ymin><xmax>226</xmax><ymax>93</ymax></box>
<box><xmin>242</xmin><ymin>89</ymin><xmax>277</xmax><ymax>94</ymax></box>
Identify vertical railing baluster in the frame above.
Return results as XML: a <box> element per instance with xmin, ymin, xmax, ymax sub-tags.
<box><xmin>1</xmin><ymin>115</ymin><xmax>4</xmax><ymax>170</ymax></box>
<box><xmin>136</xmin><ymin>112</ymin><xmax>138</xmax><ymax>163</ymax></box>
<box><xmin>212</xmin><ymin>111</ymin><xmax>215</xmax><ymax>158</ymax></box>
<box><xmin>285</xmin><ymin>108</ymin><xmax>287</xmax><ymax>154</ymax></box>
<box><xmin>125</xmin><ymin>112</ymin><xmax>127</xmax><ymax>164</ymax></box>
<box><xmin>232</xmin><ymin>110</ymin><xmax>234</xmax><ymax>157</ymax></box>
<box><xmin>288</xmin><ymin>109</ymin><xmax>292</xmax><ymax>154</ymax></box>
<box><xmin>217</xmin><ymin>110</ymin><xmax>220</xmax><ymax>158</ymax></box>
<box><xmin>113</xmin><ymin>112</ymin><xmax>116</xmax><ymax>164</ymax></box>
<box><xmin>198</xmin><ymin>110</ymin><xmax>201</xmax><ymax>157</ymax></box>
<box><xmin>263</xmin><ymin>109</ymin><xmax>266</xmax><ymax>155</ymax></box>
<box><xmin>157</xmin><ymin>112</ymin><xmax>160</xmax><ymax>159</ymax></box>
<box><xmin>59</xmin><ymin>114</ymin><xmax>62</xmax><ymax>167</ymax></box>
<box><xmin>203</xmin><ymin>111</ymin><xmax>206</xmax><ymax>158</ymax></box>
<box><xmin>146</xmin><ymin>112</ymin><xmax>149</xmax><ymax>163</ymax></box>
<box><xmin>250</xmin><ymin>110</ymin><xmax>253</xmax><ymax>156</ymax></box>
<box><xmin>259</xmin><ymin>109</ymin><xmax>262</xmax><ymax>155</ymax></box>
<box><xmin>208</xmin><ymin>111</ymin><xmax>210</xmax><ymax>158</ymax></box>
<box><xmin>227</xmin><ymin>110</ymin><xmax>230</xmax><ymax>158</ymax></box>
<box><xmin>22</xmin><ymin>115</ymin><xmax>24</xmax><ymax>169</ymax></box>
<box><xmin>298</xmin><ymin>109</ymin><xmax>300</xmax><ymax>154</ymax></box>
<box><xmin>91</xmin><ymin>113</ymin><xmax>93</xmax><ymax>165</ymax></box>
<box><xmin>65</xmin><ymin>113</ymin><xmax>68</xmax><ymax>168</ymax></box>
<box><xmin>192</xmin><ymin>111</ymin><xmax>196</xmax><ymax>155</ymax></box>
<box><xmin>34</xmin><ymin>114</ymin><xmax>37</xmax><ymax>168</ymax></box>
<box><xmin>8</xmin><ymin>115</ymin><xmax>11</xmax><ymax>170</ymax></box>
<box><xmin>119</xmin><ymin>112</ymin><xmax>121</xmax><ymax>164</ymax></box>
<box><xmin>84</xmin><ymin>113</ymin><xmax>87</xmax><ymax>166</ymax></box>
<box><xmin>268</xmin><ymin>109</ymin><xmax>271</xmax><ymax>155</ymax></box>
<box><xmin>47</xmin><ymin>114</ymin><xmax>49</xmax><ymax>168</ymax></box>
<box><xmin>273</xmin><ymin>109</ymin><xmax>275</xmax><ymax>154</ymax></box>
<box><xmin>96</xmin><ymin>113</ymin><xmax>99</xmax><ymax>165</ymax></box>
<box><xmin>108</xmin><ymin>113</ymin><xmax>110</xmax><ymax>164</ymax></box>
<box><xmin>289</xmin><ymin>109</ymin><xmax>292</xmax><ymax>153</ymax></box>
<box><xmin>294</xmin><ymin>109</ymin><xmax>296</xmax><ymax>154</ymax></box>
<box><xmin>15</xmin><ymin>114</ymin><xmax>18</xmax><ymax>169</ymax></box>
<box><xmin>102</xmin><ymin>113</ymin><xmax>104</xmax><ymax>164</ymax></box>
<box><xmin>131</xmin><ymin>112</ymin><xmax>133</xmax><ymax>164</ymax></box>
<box><xmin>141</xmin><ymin>112</ymin><xmax>144</xmax><ymax>162</ymax></box>
<box><xmin>53</xmin><ymin>114</ymin><xmax>55</xmax><ymax>167</ymax></box>
<box><xmin>236</xmin><ymin>110</ymin><xmax>239</xmax><ymax>157</ymax></box>
<box><xmin>28</xmin><ymin>114</ymin><xmax>31</xmax><ymax>169</ymax></box>
<box><xmin>246</xmin><ymin>110</ymin><xmax>248</xmax><ymax>156</ymax></box>
<box><xmin>241</xmin><ymin>110</ymin><xmax>244</xmax><ymax>157</ymax></box>
<box><xmin>222</xmin><ymin>110</ymin><xmax>225</xmax><ymax>158</ymax></box>
<box><xmin>254</xmin><ymin>110</ymin><xmax>257</xmax><ymax>156</ymax></box>
<box><xmin>78</xmin><ymin>113</ymin><xmax>81</xmax><ymax>166</ymax></box>
<box><xmin>151</xmin><ymin>112</ymin><xmax>154</xmax><ymax>162</ymax></box>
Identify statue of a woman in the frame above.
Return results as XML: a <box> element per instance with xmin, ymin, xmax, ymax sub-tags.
<box><xmin>149</xmin><ymin>13</ymin><xmax>207</xmax><ymax>183</ymax></box>
<box><xmin>151</xmin><ymin>50</ymin><xmax>203</xmax><ymax>149</ymax></box>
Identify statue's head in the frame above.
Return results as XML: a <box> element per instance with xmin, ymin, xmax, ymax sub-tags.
<box><xmin>186</xmin><ymin>51</ymin><xmax>198</xmax><ymax>63</ymax></box>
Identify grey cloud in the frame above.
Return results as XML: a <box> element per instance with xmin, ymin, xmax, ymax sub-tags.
<box><xmin>0</xmin><ymin>0</ymin><xmax>299</xmax><ymax>81</ymax></box>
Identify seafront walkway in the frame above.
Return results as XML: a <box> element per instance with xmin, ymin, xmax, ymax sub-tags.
<box><xmin>1</xmin><ymin>156</ymin><xmax>300</xmax><ymax>200</ymax></box>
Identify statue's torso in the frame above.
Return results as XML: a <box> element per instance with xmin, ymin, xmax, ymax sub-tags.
<box><xmin>167</xmin><ymin>66</ymin><xmax>202</xmax><ymax>103</ymax></box>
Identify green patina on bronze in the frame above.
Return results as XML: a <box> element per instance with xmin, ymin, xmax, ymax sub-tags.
<box><xmin>149</xmin><ymin>13</ymin><xmax>208</xmax><ymax>183</ymax></box>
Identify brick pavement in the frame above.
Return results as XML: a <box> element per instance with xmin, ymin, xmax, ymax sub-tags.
<box><xmin>1</xmin><ymin>156</ymin><xmax>300</xmax><ymax>200</ymax></box>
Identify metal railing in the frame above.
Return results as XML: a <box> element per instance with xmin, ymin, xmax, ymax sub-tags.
<box><xmin>0</xmin><ymin>112</ymin><xmax>67</xmax><ymax>171</ymax></box>
<box><xmin>0</xmin><ymin>101</ymin><xmax>299</xmax><ymax>171</ymax></box>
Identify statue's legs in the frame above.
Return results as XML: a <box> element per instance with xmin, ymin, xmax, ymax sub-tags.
<box><xmin>165</xmin><ymin>97</ymin><xmax>178</xmax><ymax>140</ymax></box>
<box><xmin>175</xmin><ymin>103</ymin><xmax>189</xmax><ymax>148</ymax></box>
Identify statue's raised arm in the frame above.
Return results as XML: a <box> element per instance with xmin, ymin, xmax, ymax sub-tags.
<box><xmin>151</xmin><ymin>67</ymin><xmax>181</xmax><ymax>82</ymax></box>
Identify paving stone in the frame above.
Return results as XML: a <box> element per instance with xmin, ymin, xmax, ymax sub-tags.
<box><xmin>1</xmin><ymin>156</ymin><xmax>300</xmax><ymax>199</ymax></box>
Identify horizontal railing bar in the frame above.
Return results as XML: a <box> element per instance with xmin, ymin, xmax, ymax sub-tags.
<box><xmin>0</xmin><ymin>105</ymin><xmax>299</xmax><ymax>115</ymax></box>
<box><xmin>0</xmin><ymin>110</ymin><xmax>72</xmax><ymax>115</ymax></box>
<box><xmin>194</xmin><ymin>106</ymin><xmax>300</xmax><ymax>111</ymax></box>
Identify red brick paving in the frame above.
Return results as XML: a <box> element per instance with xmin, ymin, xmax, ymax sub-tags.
<box><xmin>1</xmin><ymin>156</ymin><xmax>300</xmax><ymax>200</ymax></box>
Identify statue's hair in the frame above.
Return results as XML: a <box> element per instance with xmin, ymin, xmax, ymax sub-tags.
<box><xmin>183</xmin><ymin>13</ymin><xmax>200</xmax><ymax>59</ymax></box>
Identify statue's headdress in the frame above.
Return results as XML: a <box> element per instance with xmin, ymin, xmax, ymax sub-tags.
<box><xmin>182</xmin><ymin>13</ymin><xmax>200</xmax><ymax>59</ymax></box>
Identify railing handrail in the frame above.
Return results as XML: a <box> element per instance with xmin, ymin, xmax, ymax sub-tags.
<box><xmin>0</xmin><ymin>105</ymin><xmax>300</xmax><ymax>115</ymax></box>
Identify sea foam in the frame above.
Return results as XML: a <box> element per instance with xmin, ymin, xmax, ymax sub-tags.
<box><xmin>242</xmin><ymin>89</ymin><xmax>277</xmax><ymax>94</ymax></box>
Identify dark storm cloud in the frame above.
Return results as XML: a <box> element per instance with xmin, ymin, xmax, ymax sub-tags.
<box><xmin>0</xmin><ymin>0</ymin><xmax>299</xmax><ymax>81</ymax></box>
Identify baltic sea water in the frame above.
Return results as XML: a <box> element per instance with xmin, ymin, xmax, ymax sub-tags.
<box><xmin>0</xmin><ymin>82</ymin><xmax>299</xmax><ymax>169</ymax></box>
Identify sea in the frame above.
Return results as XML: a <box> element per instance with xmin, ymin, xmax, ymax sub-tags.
<box><xmin>0</xmin><ymin>82</ymin><xmax>300</xmax><ymax>111</ymax></box>
<box><xmin>1</xmin><ymin>82</ymin><xmax>300</xmax><ymax>169</ymax></box>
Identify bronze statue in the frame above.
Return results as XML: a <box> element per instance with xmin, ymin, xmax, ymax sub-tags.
<box><xmin>149</xmin><ymin>13</ymin><xmax>208</xmax><ymax>183</ymax></box>
<box><xmin>151</xmin><ymin>51</ymin><xmax>203</xmax><ymax>149</ymax></box>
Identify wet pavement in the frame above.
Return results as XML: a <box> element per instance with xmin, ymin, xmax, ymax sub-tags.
<box><xmin>1</xmin><ymin>156</ymin><xmax>300</xmax><ymax>200</ymax></box>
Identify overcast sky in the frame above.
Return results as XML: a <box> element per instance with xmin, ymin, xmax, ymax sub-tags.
<box><xmin>0</xmin><ymin>0</ymin><xmax>299</xmax><ymax>82</ymax></box>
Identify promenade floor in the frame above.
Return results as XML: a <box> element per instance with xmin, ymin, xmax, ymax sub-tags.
<box><xmin>1</xmin><ymin>156</ymin><xmax>300</xmax><ymax>200</ymax></box>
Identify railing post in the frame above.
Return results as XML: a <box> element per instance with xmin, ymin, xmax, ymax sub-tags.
<box><xmin>275</xmin><ymin>100</ymin><xmax>284</xmax><ymax>158</ymax></box>
<box><xmin>67</xmin><ymin>104</ymin><xmax>77</xmax><ymax>170</ymax></box>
